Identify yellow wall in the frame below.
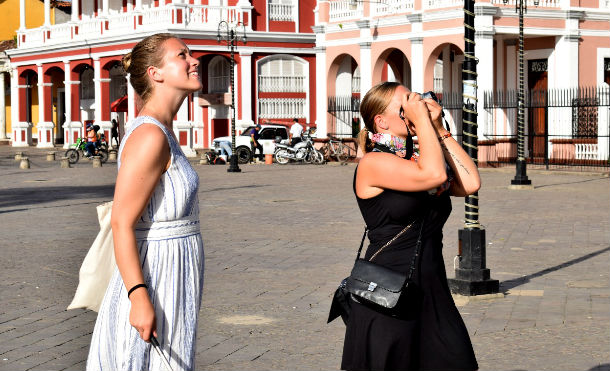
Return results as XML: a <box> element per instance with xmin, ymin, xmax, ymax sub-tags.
<box><xmin>5</xmin><ymin>91</ymin><xmax>11</xmax><ymax>137</ymax></box>
<box><xmin>1</xmin><ymin>0</ymin><xmax>53</xmax><ymax>40</ymax></box>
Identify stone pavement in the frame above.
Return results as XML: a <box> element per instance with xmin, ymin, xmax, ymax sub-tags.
<box><xmin>0</xmin><ymin>145</ymin><xmax>608</xmax><ymax>371</ymax></box>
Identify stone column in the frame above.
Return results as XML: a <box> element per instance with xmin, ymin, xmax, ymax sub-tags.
<box><xmin>71</xmin><ymin>0</ymin><xmax>80</xmax><ymax>22</ymax></box>
<box><xmin>126</xmin><ymin>73</ymin><xmax>136</xmax><ymax>123</ymax></box>
<box><xmin>20</xmin><ymin>0</ymin><xmax>26</xmax><ymax>30</ymax></box>
<box><xmin>175</xmin><ymin>97</ymin><xmax>196</xmax><ymax>156</ymax></box>
<box><xmin>44</xmin><ymin>0</ymin><xmax>51</xmax><ymax>26</ymax></box>
<box><xmin>312</xmin><ymin>25</ymin><xmax>327</xmax><ymax>137</ymax></box>
<box><xmin>0</xmin><ymin>72</ymin><xmax>6</xmax><ymax>139</ymax></box>
<box><xmin>442</xmin><ymin>45</ymin><xmax>451</xmax><ymax>93</ymax></box>
<box><xmin>93</xmin><ymin>58</ymin><xmax>102</xmax><ymax>125</ymax></box>
<box><xmin>239</xmin><ymin>50</ymin><xmax>253</xmax><ymax>127</ymax></box>
<box><xmin>475</xmin><ymin>31</ymin><xmax>494</xmax><ymax>137</ymax></box>
<box><xmin>10</xmin><ymin>69</ymin><xmax>19</xmax><ymax>140</ymax></box>
<box><xmin>102</xmin><ymin>0</ymin><xmax>109</xmax><ymax>16</ymax></box>
<box><xmin>410</xmin><ymin>37</ymin><xmax>424</xmax><ymax>93</ymax></box>
<box><xmin>36</xmin><ymin>64</ymin><xmax>56</xmax><ymax>147</ymax></box>
<box><xmin>63</xmin><ymin>61</ymin><xmax>72</xmax><ymax>147</ymax></box>
<box><xmin>359</xmin><ymin>42</ymin><xmax>372</xmax><ymax>98</ymax></box>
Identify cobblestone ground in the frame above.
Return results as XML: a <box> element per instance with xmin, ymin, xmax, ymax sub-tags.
<box><xmin>0</xmin><ymin>147</ymin><xmax>608</xmax><ymax>371</ymax></box>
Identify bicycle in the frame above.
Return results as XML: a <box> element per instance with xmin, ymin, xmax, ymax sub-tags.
<box><xmin>319</xmin><ymin>136</ymin><xmax>353</xmax><ymax>164</ymax></box>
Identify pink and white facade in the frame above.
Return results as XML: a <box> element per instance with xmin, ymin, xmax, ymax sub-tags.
<box><xmin>7</xmin><ymin>0</ymin><xmax>318</xmax><ymax>152</ymax></box>
<box><xmin>312</xmin><ymin>0</ymin><xmax>610</xmax><ymax>155</ymax></box>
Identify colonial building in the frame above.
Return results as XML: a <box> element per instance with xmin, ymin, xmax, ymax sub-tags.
<box><xmin>5</xmin><ymin>0</ymin><xmax>317</xmax><ymax>153</ymax></box>
<box><xmin>313</xmin><ymin>0</ymin><xmax>610</xmax><ymax>165</ymax></box>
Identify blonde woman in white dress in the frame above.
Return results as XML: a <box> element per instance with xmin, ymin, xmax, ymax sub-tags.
<box><xmin>87</xmin><ymin>33</ymin><xmax>204</xmax><ymax>371</ymax></box>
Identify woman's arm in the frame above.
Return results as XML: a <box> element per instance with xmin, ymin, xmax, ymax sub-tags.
<box><xmin>423</xmin><ymin>99</ymin><xmax>481</xmax><ymax>196</ymax></box>
<box><xmin>357</xmin><ymin>93</ymin><xmax>447</xmax><ymax>197</ymax></box>
<box><xmin>111</xmin><ymin>123</ymin><xmax>170</xmax><ymax>342</ymax></box>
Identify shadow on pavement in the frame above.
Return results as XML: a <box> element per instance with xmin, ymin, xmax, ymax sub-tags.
<box><xmin>500</xmin><ymin>245</ymin><xmax>610</xmax><ymax>291</ymax></box>
<box><xmin>533</xmin><ymin>176</ymin><xmax>608</xmax><ymax>189</ymax></box>
<box><xmin>590</xmin><ymin>364</ymin><xmax>610</xmax><ymax>371</ymax></box>
<box><xmin>199</xmin><ymin>184</ymin><xmax>270</xmax><ymax>193</ymax></box>
<box><xmin>0</xmin><ymin>184</ymin><xmax>114</xmax><ymax>209</ymax></box>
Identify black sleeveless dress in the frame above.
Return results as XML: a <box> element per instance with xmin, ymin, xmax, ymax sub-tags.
<box><xmin>341</xmin><ymin>168</ymin><xmax>478</xmax><ymax>371</ymax></box>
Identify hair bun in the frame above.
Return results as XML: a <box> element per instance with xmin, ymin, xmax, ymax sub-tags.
<box><xmin>122</xmin><ymin>52</ymin><xmax>132</xmax><ymax>73</ymax></box>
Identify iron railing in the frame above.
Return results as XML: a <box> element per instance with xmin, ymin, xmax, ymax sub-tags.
<box><xmin>483</xmin><ymin>86</ymin><xmax>610</xmax><ymax>170</ymax></box>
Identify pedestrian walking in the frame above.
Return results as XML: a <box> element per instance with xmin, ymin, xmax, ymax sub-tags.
<box><xmin>111</xmin><ymin>118</ymin><xmax>120</xmax><ymax>147</ymax></box>
<box><xmin>250</xmin><ymin>123</ymin><xmax>264</xmax><ymax>161</ymax></box>
<box><xmin>341</xmin><ymin>81</ymin><xmax>481</xmax><ymax>370</ymax></box>
<box><xmin>86</xmin><ymin>33</ymin><xmax>205</xmax><ymax>371</ymax></box>
<box><xmin>289</xmin><ymin>118</ymin><xmax>303</xmax><ymax>147</ymax></box>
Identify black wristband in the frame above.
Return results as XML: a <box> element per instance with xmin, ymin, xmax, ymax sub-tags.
<box><xmin>127</xmin><ymin>283</ymin><xmax>148</xmax><ymax>298</ymax></box>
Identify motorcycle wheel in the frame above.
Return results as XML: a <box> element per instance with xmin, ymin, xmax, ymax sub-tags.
<box><xmin>98</xmin><ymin>149</ymin><xmax>109</xmax><ymax>163</ymax></box>
<box><xmin>275</xmin><ymin>149</ymin><xmax>290</xmax><ymax>164</ymax></box>
<box><xmin>65</xmin><ymin>149</ymin><xmax>79</xmax><ymax>164</ymax></box>
<box><xmin>313</xmin><ymin>150</ymin><xmax>325</xmax><ymax>164</ymax></box>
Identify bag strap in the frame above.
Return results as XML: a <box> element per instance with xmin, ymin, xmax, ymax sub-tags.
<box><xmin>355</xmin><ymin>218</ymin><xmax>418</xmax><ymax>262</ymax></box>
<box><xmin>406</xmin><ymin>216</ymin><xmax>426</xmax><ymax>282</ymax></box>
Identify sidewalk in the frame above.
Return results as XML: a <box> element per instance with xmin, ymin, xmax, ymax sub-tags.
<box><xmin>0</xmin><ymin>145</ymin><xmax>608</xmax><ymax>371</ymax></box>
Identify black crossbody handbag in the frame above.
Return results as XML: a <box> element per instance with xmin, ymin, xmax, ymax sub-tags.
<box><xmin>328</xmin><ymin>216</ymin><xmax>426</xmax><ymax>324</ymax></box>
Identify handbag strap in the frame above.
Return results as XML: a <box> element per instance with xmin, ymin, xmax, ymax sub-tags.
<box><xmin>355</xmin><ymin>218</ymin><xmax>419</xmax><ymax>262</ymax></box>
<box><xmin>356</xmin><ymin>214</ymin><xmax>427</xmax><ymax>282</ymax></box>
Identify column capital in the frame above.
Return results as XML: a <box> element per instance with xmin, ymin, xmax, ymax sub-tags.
<box><xmin>40</xmin><ymin>82</ymin><xmax>53</xmax><ymax>87</ymax></box>
<box><xmin>562</xmin><ymin>33</ymin><xmax>581</xmax><ymax>42</ymax></box>
<box><xmin>406</xmin><ymin>12</ymin><xmax>422</xmax><ymax>23</ymax></box>
<box><xmin>239</xmin><ymin>50</ymin><xmax>253</xmax><ymax>57</ymax></box>
<box><xmin>63</xmin><ymin>80</ymin><xmax>80</xmax><ymax>85</ymax></box>
<box><xmin>410</xmin><ymin>37</ymin><xmax>423</xmax><ymax>44</ymax></box>
<box><xmin>476</xmin><ymin>30</ymin><xmax>495</xmax><ymax>39</ymax></box>
<box><xmin>314</xmin><ymin>46</ymin><xmax>326</xmax><ymax>52</ymax></box>
<box><xmin>94</xmin><ymin>78</ymin><xmax>112</xmax><ymax>83</ymax></box>
<box><xmin>356</xmin><ymin>19</ymin><xmax>370</xmax><ymax>29</ymax></box>
<box><xmin>312</xmin><ymin>25</ymin><xmax>325</xmax><ymax>34</ymax></box>
<box><xmin>566</xmin><ymin>9</ymin><xmax>585</xmax><ymax>20</ymax></box>
<box><xmin>474</xmin><ymin>4</ymin><xmax>498</xmax><ymax>17</ymax></box>
<box><xmin>36</xmin><ymin>63</ymin><xmax>43</xmax><ymax>68</ymax></box>
<box><xmin>359</xmin><ymin>42</ymin><xmax>372</xmax><ymax>49</ymax></box>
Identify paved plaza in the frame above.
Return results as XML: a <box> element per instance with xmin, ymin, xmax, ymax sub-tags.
<box><xmin>0</xmin><ymin>146</ymin><xmax>608</xmax><ymax>371</ymax></box>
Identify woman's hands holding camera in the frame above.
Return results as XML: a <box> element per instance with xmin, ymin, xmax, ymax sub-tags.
<box><xmin>400</xmin><ymin>92</ymin><xmax>432</xmax><ymax>136</ymax></box>
<box><xmin>422</xmin><ymin>97</ymin><xmax>447</xmax><ymax>136</ymax></box>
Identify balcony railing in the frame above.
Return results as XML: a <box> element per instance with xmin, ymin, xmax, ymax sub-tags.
<box><xmin>259</xmin><ymin>98</ymin><xmax>306</xmax><ymax>119</ymax></box>
<box><xmin>269</xmin><ymin>3</ymin><xmax>295</xmax><ymax>21</ymax></box>
<box><xmin>422</xmin><ymin>0</ymin><xmax>462</xmax><ymax>9</ymax></box>
<box><xmin>258</xmin><ymin>75</ymin><xmax>305</xmax><ymax>92</ymax></box>
<box><xmin>17</xmin><ymin>4</ymin><xmax>253</xmax><ymax>49</ymax></box>
<box><xmin>490</xmin><ymin>0</ymin><xmax>560</xmax><ymax>7</ymax></box>
<box><xmin>329</xmin><ymin>0</ymin><xmax>363</xmax><ymax>22</ymax></box>
<box><xmin>372</xmin><ymin>0</ymin><xmax>414</xmax><ymax>15</ymax></box>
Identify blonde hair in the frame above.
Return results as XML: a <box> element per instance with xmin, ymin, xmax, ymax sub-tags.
<box><xmin>122</xmin><ymin>33</ymin><xmax>176</xmax><ymax>104</ymax></box>
<box><xmin>357</xmin><ymin>81</ymin><xmax>401</xmax><ymax>153</ymax></box>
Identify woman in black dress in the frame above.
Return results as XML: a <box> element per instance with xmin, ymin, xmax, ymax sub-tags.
<box><xmin>342</xmin><ymin>81</ymin><xmax>481</xmax><ymax>371</ymax></box>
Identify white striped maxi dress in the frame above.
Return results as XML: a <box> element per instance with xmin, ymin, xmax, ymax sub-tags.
<box><xmin>87</xmin><ymin>116</ymin><xmax>205</xmax><ymax>371</ymax></box>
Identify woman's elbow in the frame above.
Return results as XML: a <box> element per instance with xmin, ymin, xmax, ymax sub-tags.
<box><xmin>431</xmin><ymin>170</ymin><xmax>448</xmax><ymax>187</ymax></box>
<box><xmin>463</xmin><ymin>177</ymin><xmax>481</xmax><ymax>195</ymax></box>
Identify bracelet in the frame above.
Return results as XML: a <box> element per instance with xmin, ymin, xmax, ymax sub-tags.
<box><xmin>439</xmin><ymin>132</ymin><xmax>452</xmax><ymax>141</ymax></box>
<box><xmin>127</xmin><ymin>283</ymin><xmax>148</xmax><ymax>298</ymax></box>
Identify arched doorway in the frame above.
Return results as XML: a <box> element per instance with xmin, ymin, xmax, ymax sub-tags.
<box><xmin>109</xmin><ymin>62</ymin><xmax>127</xmax><ymax>147</ymax></box>
<box><xmin>374</xmin><ymin>48</ymin><xmax>411</xmax><ymax>89</ymax></box>
<box><xmin>45</xmin><ymin>67</ymin><xmax>65</xmax><ymax>145</ymax></box>
<box><xmin>328</xmin><ymin>54</ymin><xmax>360</xmax><ymax>138</ymax></box>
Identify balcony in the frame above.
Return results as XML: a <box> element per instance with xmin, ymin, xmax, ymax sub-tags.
<box><xmin>17</xmin><ymin>4</ymin><xmax>253</xmax><ymax>49</ymax></box>
<box><xmin>269</xmin><ymin>3</ymin><xmax>295</xmax><ymax>21</ymax></box>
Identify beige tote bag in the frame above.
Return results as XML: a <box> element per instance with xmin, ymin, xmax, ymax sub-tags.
<box><xmin>67</xmin><ymin>201</ymin><xmax>117</xmax><ymax>312</ymax></box>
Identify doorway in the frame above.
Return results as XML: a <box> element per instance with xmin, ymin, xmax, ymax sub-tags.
<box><xmin>527</xmin><ymin>59</ymin><xmax>548</xmax><ymax>162</ymax></box>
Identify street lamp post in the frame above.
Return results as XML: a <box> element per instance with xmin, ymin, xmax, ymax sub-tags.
<box><xmin>447</xmin><ymin>0</ymin><xmax>499</xmax><ymax>296</ymax></box>
<box><xmin>508</xmin><ymin>0</ymin><xmax>534</xmax><ymax>188</ymax></box>
<box><xmin>217</xmin><ymin>20</ymin><xmax>247</xmax><ymax>173</ymax></box>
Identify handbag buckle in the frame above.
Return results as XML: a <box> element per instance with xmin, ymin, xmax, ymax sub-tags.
<box><xmin>367</xmin><ymin>282</ymin><xmax>378</xmax><ymax>291</ymax></box>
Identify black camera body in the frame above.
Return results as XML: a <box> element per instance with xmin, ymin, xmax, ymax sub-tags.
<box><xmin>421</xmin><ymin>91</ymin><xmax>440</xmax><ymax>104</ymax></box>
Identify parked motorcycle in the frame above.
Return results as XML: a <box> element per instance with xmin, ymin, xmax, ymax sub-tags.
<box><xmin>274</xmin><ymin>130</ymin><xmax>324</xmax><ymax>165</ymax></box>
<box><xmin>65</xmin><ymin>136</ymin><xmax>109</xmax><ymax>164</ymax></box>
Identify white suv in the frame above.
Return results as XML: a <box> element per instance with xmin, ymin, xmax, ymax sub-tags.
<box><xmin>212</xmin><ymin>124</ymin><xmax>289</xmax><ymax>163</ymax></box>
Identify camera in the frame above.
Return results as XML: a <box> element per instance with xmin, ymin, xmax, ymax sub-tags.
<box><xmin>420</xmin><ymin>91</ymin><xmax>440</xmax><ymax>104</ymax></box>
